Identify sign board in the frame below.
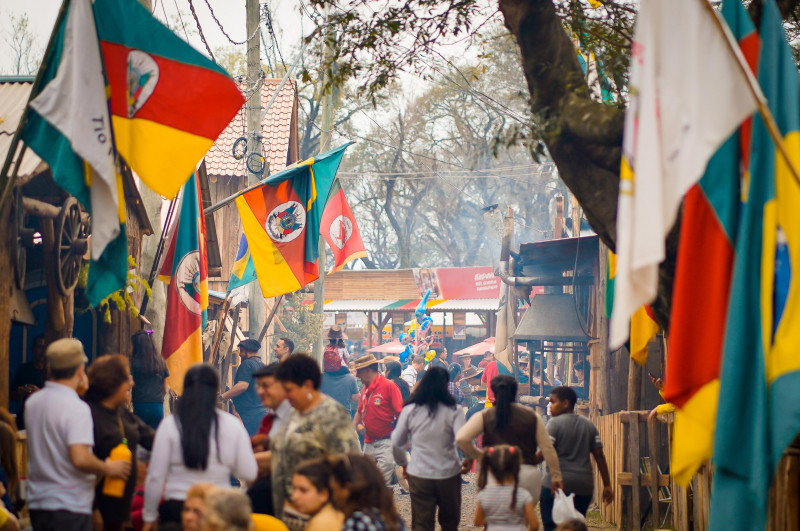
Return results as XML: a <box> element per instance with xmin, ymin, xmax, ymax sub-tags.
<box><xmin>453</xmin><ymin>311</ymin><xmax>466</xmax><ymax>339</ymax></box>
<box><xmin>412</xmin><ymin>266</ymin><xmax>501</xmax><ymax>299</ymax></box>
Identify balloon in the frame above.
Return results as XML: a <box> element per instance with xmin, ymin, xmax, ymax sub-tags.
<box><xmin>420</xmin><ymin>316</ymin><xmax>433</xmax><ymax>335</ymax></box>
<box><xmin>415</xmin><ymin>289</ymin><xmax>432</xmax><ymax>322</ymax></box>
<box><xmin>399</xmin><ymin>332</ymin><xmax>410</xmax><ymax>345</ymax></box>
<box><xmin>399</xmin><ymin>344</ymin><xmax>414</xmax><ymax>367</ymax></box>
<box><xmin>425</xmin><ymin>350</ymin><xmax>437</xmax><ymax>362</ymax></box>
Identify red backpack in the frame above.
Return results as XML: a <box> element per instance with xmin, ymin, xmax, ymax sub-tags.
<box><xmin>323</xmin><ymin>344</ymin><xmax>343</xmax><ymax>373</ymax></box>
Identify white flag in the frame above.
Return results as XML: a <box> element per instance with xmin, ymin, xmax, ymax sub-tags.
<box><xmin>610</xmin><ymin>0</ymin><xmax>758</xmax><ymax>349</ymax></box>
<box><xmin>29</xmin><ymin>0</ymin><xmax>118</xmax><ymax>260</ymax></box>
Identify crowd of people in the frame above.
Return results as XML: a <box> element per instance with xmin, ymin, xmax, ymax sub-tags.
<box><xmin>2</xmin><ymin>327</ymin><xmax>614</xmax><ymax>531</ymax></box>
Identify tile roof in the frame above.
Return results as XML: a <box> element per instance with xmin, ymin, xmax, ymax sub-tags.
<box><xmin>204</xmin><ymin>78</ymin><xmax>297</xmax><ymax>178</ymax></box>
<box><xmin>0</xmin><ymin>79</ymin><xmax>45</xmax><ymax>178</ymax></box>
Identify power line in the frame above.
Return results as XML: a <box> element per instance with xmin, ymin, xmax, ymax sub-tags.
<box><xmin>171</xmin><ymin>0</ymin><xmax>191</xmax><ymax>42</ymax></box>
<box><xmin>186</xmin><ymin>0</ymin><xmax>215</xmax><ymax>60</ymax></box>
<box><xmin>200</xmin><ymin>0</ymin><xmax>259</xmax><ymax>45</ymax></box>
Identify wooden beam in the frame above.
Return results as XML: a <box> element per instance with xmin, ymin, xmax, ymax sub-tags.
<box><xmin>617</xmin><ymin>472</ymin><xmax>671</xmax><ymax>487</ymax></box>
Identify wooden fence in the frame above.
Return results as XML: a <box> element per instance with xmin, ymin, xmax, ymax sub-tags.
<box><xmin>594</xmin><ymin>411</ymin><xmax>800</xmax><ymax>530</ymax></box>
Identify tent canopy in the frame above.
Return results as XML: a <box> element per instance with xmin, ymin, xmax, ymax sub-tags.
<box><xmin>454</xmin><ymin>337</ymin><xmax>525</xmax><ymax>357</ymax></box>
<box><xmin>367</xmin><ymin>340</ymin><xmax>407</xmax><ymax>355</ymax></box>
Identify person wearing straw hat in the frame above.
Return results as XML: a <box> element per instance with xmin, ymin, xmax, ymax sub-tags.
<box><xmin>351</xmin><ymin>354</ymin><xmax>404</xmax><ymax>486</ymax></box>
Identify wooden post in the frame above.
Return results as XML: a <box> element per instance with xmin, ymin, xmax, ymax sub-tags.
<box><xmin>648</xmin><ymin>416</ymin><xmax>660</xmax><ymax>527</ymax></box>
<box><xmin>0</xmin><ymin>200</ymin><xmax>14</xmax><ymax>408</ymax></box>
<box><xmin>367</xmin><ymin>311</ymin><xmax>373</xmax><ymax>347</ymax></box>
<box><xmin>629</xmin><ymin>417</ymin><xmax>641</xmax><ymax>531</ymax></box>
<box><xmin>627</xmin><ymin>356</ymin><xmax>642</xmax><ymax>411</ymax></box>
<box><xmin>41</xmin><ymin>219</ymin><xmax>68</xmax><ymax>342</ymax></box>
<box><xmin>208</xmin><ymin>296</ymin><xmax>232</xmax><ymax>365</ymax></box>
<box><xmin>594</xmin><ymin>241</ymin><xmax>610</xmax><ymax>417</ymax></box>
<box><xmin>554</xmin><ymin>196</ymin><xmax>564</xmax><ymax>239</ymax></box>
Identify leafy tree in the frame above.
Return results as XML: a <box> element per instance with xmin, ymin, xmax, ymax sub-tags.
<box><xmin>302</xmin><ymin>0</ymin><xmax>800</xmax><ymax>326</ymax></box>
<box><xmin>271</xmin><ymin>293</ymin><xmax>325</xmax><ymax>353</ymax></box>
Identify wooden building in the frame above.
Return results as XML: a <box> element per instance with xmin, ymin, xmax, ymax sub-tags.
<box><xmin>0</xmin><ymin>78</ymin><xmax>154</xmax><ymax>412</ymax></box>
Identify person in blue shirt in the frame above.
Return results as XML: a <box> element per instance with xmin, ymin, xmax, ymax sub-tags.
<box><xmin>222</xmin><ymin>339</ymin><xmax>267</xmax><ymax>436</ymax></box>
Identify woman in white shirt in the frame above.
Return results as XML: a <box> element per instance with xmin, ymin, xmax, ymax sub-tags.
<box><xmin>391</xmin><ymin>366</ymin><xmax>466</xmax><ymax>531</ymax></box>
<box><xmin>143</xmin><ymin>364</ymin><xmax>257</xmax><ymax>530</ymax></box>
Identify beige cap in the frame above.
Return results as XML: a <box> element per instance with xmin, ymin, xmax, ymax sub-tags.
<box><xmin>46</xmin><ymin>338</ymin><xmax>88</xmax><ymax>370</ymax></box>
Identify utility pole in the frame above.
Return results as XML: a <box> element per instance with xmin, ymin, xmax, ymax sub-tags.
<box><xmin>311</xmin><ymin>23</ymin><xmax>335</xmax><ymax>363</ymax></box>
<box><xmin>246</xmin><ymin>0</ymin><xmax>266</xmax><ymax>355</ymax></box>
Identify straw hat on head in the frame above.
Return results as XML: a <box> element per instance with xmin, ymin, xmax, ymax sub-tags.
<box><xmin>382</xmin><ymin>355</ymin><xmax>400</xmax><ymax>364</ymax></box>
<box><xmin>326</xmin><ymin>325</ymin><xmax>348</xmax><ymax>340</ymax></box>
<box><xmin>352</xmin><ymin>353</ymin><xmax>380</xmax><ymax>371</ymax></box>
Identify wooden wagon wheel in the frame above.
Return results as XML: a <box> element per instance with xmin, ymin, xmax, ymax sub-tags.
<box><xmin>12</xmin><ymin>187</ymin><xmax>29</xmax><ymax>290</ymax></box>
<box><xmin>54</xmin><ymin>197</ymin><xmax>89</xmax><ymax>296</ymax></box>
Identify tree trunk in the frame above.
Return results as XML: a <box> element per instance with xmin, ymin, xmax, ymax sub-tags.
<box><xmin>498</xmin><ymin>0</ymin><xmax>677</xmax><ymax>327</ymax></box>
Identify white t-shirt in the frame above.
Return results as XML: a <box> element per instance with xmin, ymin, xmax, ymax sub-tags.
<box><xmin>143</xmin><ymin>410</ymin><xmax>257</xmax><ymax>522</ymax></box>
<box><xmin>25</xmin><ymin>381</ymin><xmax>96</xmax><ymax>514</ymax></box>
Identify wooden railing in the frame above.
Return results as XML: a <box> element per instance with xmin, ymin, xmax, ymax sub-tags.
<box><xmin>594</xmin><ymin>411</ymin><xmax>800</xmax><ymax>530</ymax></box>
<box><xmin>594</xmin><ymin>411</ymin><xmax>710</xmax><ymax>530</ymax></box>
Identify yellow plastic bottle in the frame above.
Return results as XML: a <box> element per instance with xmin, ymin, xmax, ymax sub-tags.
<box><xmin>102</xmin><ymin>439</ymin><xmax>131</xmax><ymax>498</ymax></box>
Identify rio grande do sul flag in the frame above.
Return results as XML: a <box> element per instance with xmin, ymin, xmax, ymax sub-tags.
<box><xmin>321</xmin><ymin>182</ymin><xmax>367</xmax><ymax>273</ymax></box>
<box><xmin>235</xmin><ymin>144</ymin><xmax>349</xmax><ymax>298</ymax></box>
<box><xmin>158</xmin><ymin>174</ymin><xmax>208</xmax><ymax>394</ymax></box>
<box><xmin>610</xmin><ymin>0</ymin><xmax>758</xmax><ymax>349</ymax></box>
<box><xmin>664</xmin><ymin>0</ymin><xmax>760</xmax><ymax>487</ymax></box>
<box><xmin>92</xmin><ymin>0</ymin><xmax>244</xmax><ymax>199</ymax></box>
<box><xmin>20</xmin><ymin>0</ymin><xmax>127</xmax><ymax>306</ymax></box>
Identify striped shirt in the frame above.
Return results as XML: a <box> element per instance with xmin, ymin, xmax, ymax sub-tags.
<box><xmin>477</xmin><ymin>484</ymin><xmax>533</xmax><ymax>530</ymax></box>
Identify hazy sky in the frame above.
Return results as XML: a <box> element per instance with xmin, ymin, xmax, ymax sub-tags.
<box><xmin>0</xmin><ymin>0</ymin><xmax>307</xmax><ymax>75</ymax></box>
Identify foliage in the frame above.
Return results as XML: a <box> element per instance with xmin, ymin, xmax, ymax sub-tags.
<box><xmin>272</xmin><ymin>292</ymin><xmax>325</xmax><ymax>353</ymax></box>
<box><xmin>326</xmin><ymin>24</ymin><xmax>567</xmax><ymax>268</ymax></box>
<box><xmin>96</xmin><ymin>255</ymin><xmax>152</xmax><ymax>324</ymax></box>
<box><xmin>2</xmin><ymin>12</ymin><xmax>41</xmax><ymax>76</ymax></box>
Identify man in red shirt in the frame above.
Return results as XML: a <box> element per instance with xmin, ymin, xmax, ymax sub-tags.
<box><xmin>352</xmin><ymin>354</ymin><xmax>404</xmax><ymax>485</ymax></box>
<box><xmin>477</xmin><ymin>350</ymin><xmax>494</xmax><ymax>369</ymax></box>
<box><xmin>481</xmin><ymin>357</ymin><xmax>500</xmax><ymax>405</ymax></box>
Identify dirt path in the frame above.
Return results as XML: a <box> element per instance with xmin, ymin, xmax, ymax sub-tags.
<box><xmin>392</xmin><ymin>473</ymin><xmax>616</xmax><ymax>530</ymax></box>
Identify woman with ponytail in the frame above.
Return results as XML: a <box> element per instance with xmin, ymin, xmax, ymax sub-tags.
<box><xmin>456</xmin><ymin>375</ymin><xmax>562</xmax><ymax>503</ymax></box>
<box><xmin>142</xmin><ymin>365</ymin><xmax>257</xmax><ymax>530</ymax></box>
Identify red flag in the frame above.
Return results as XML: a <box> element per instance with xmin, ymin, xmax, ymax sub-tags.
<box><xmin>157</xmin><ymin>174</ymin><xmax>208</xmax><ymax>394</ymax></box>
<box><xmin>321</xmin><ymin>186</ymin><xmax>367</xmax><ymax>273</ymax></box>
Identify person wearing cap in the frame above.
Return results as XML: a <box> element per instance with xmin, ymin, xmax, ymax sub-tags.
<box><xmin>25</xmin><ymin>338</ymin><xmax>131</xmax><ymax>531</ymax></box>
<box><xmin>248</xmin><ymin>363</ymin><xmax>294</xmax><ymax>515</ymax></box>
<box><xmin>222</xmin><ymin>339</ymin><xmax>267</xmax><ymax>436</ymax></box>
<box><xmin>351</xmin><ymin>354</ymin><xmax>404</xmax><ymax>486</ymax></box>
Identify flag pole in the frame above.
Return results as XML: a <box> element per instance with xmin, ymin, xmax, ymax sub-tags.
<box><xmin>204</xmin><ymin>141</ymin><xmax>355</xmax><ymax>215</ymax></box>
<box><xmin>0</xmin><ymin>0</ymin><xmax>72</xmax><ymax>212</ymax></box>
<box><xmin>699</xmin><ymin>0</ymin><xmax>800</xmax><ymax>188</ymax></box>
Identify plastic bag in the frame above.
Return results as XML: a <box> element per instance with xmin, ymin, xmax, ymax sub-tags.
<box><xmin>552</xmin><ymin>489</ymin><xmax>586</xmax><ymax>524</ymax></box>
